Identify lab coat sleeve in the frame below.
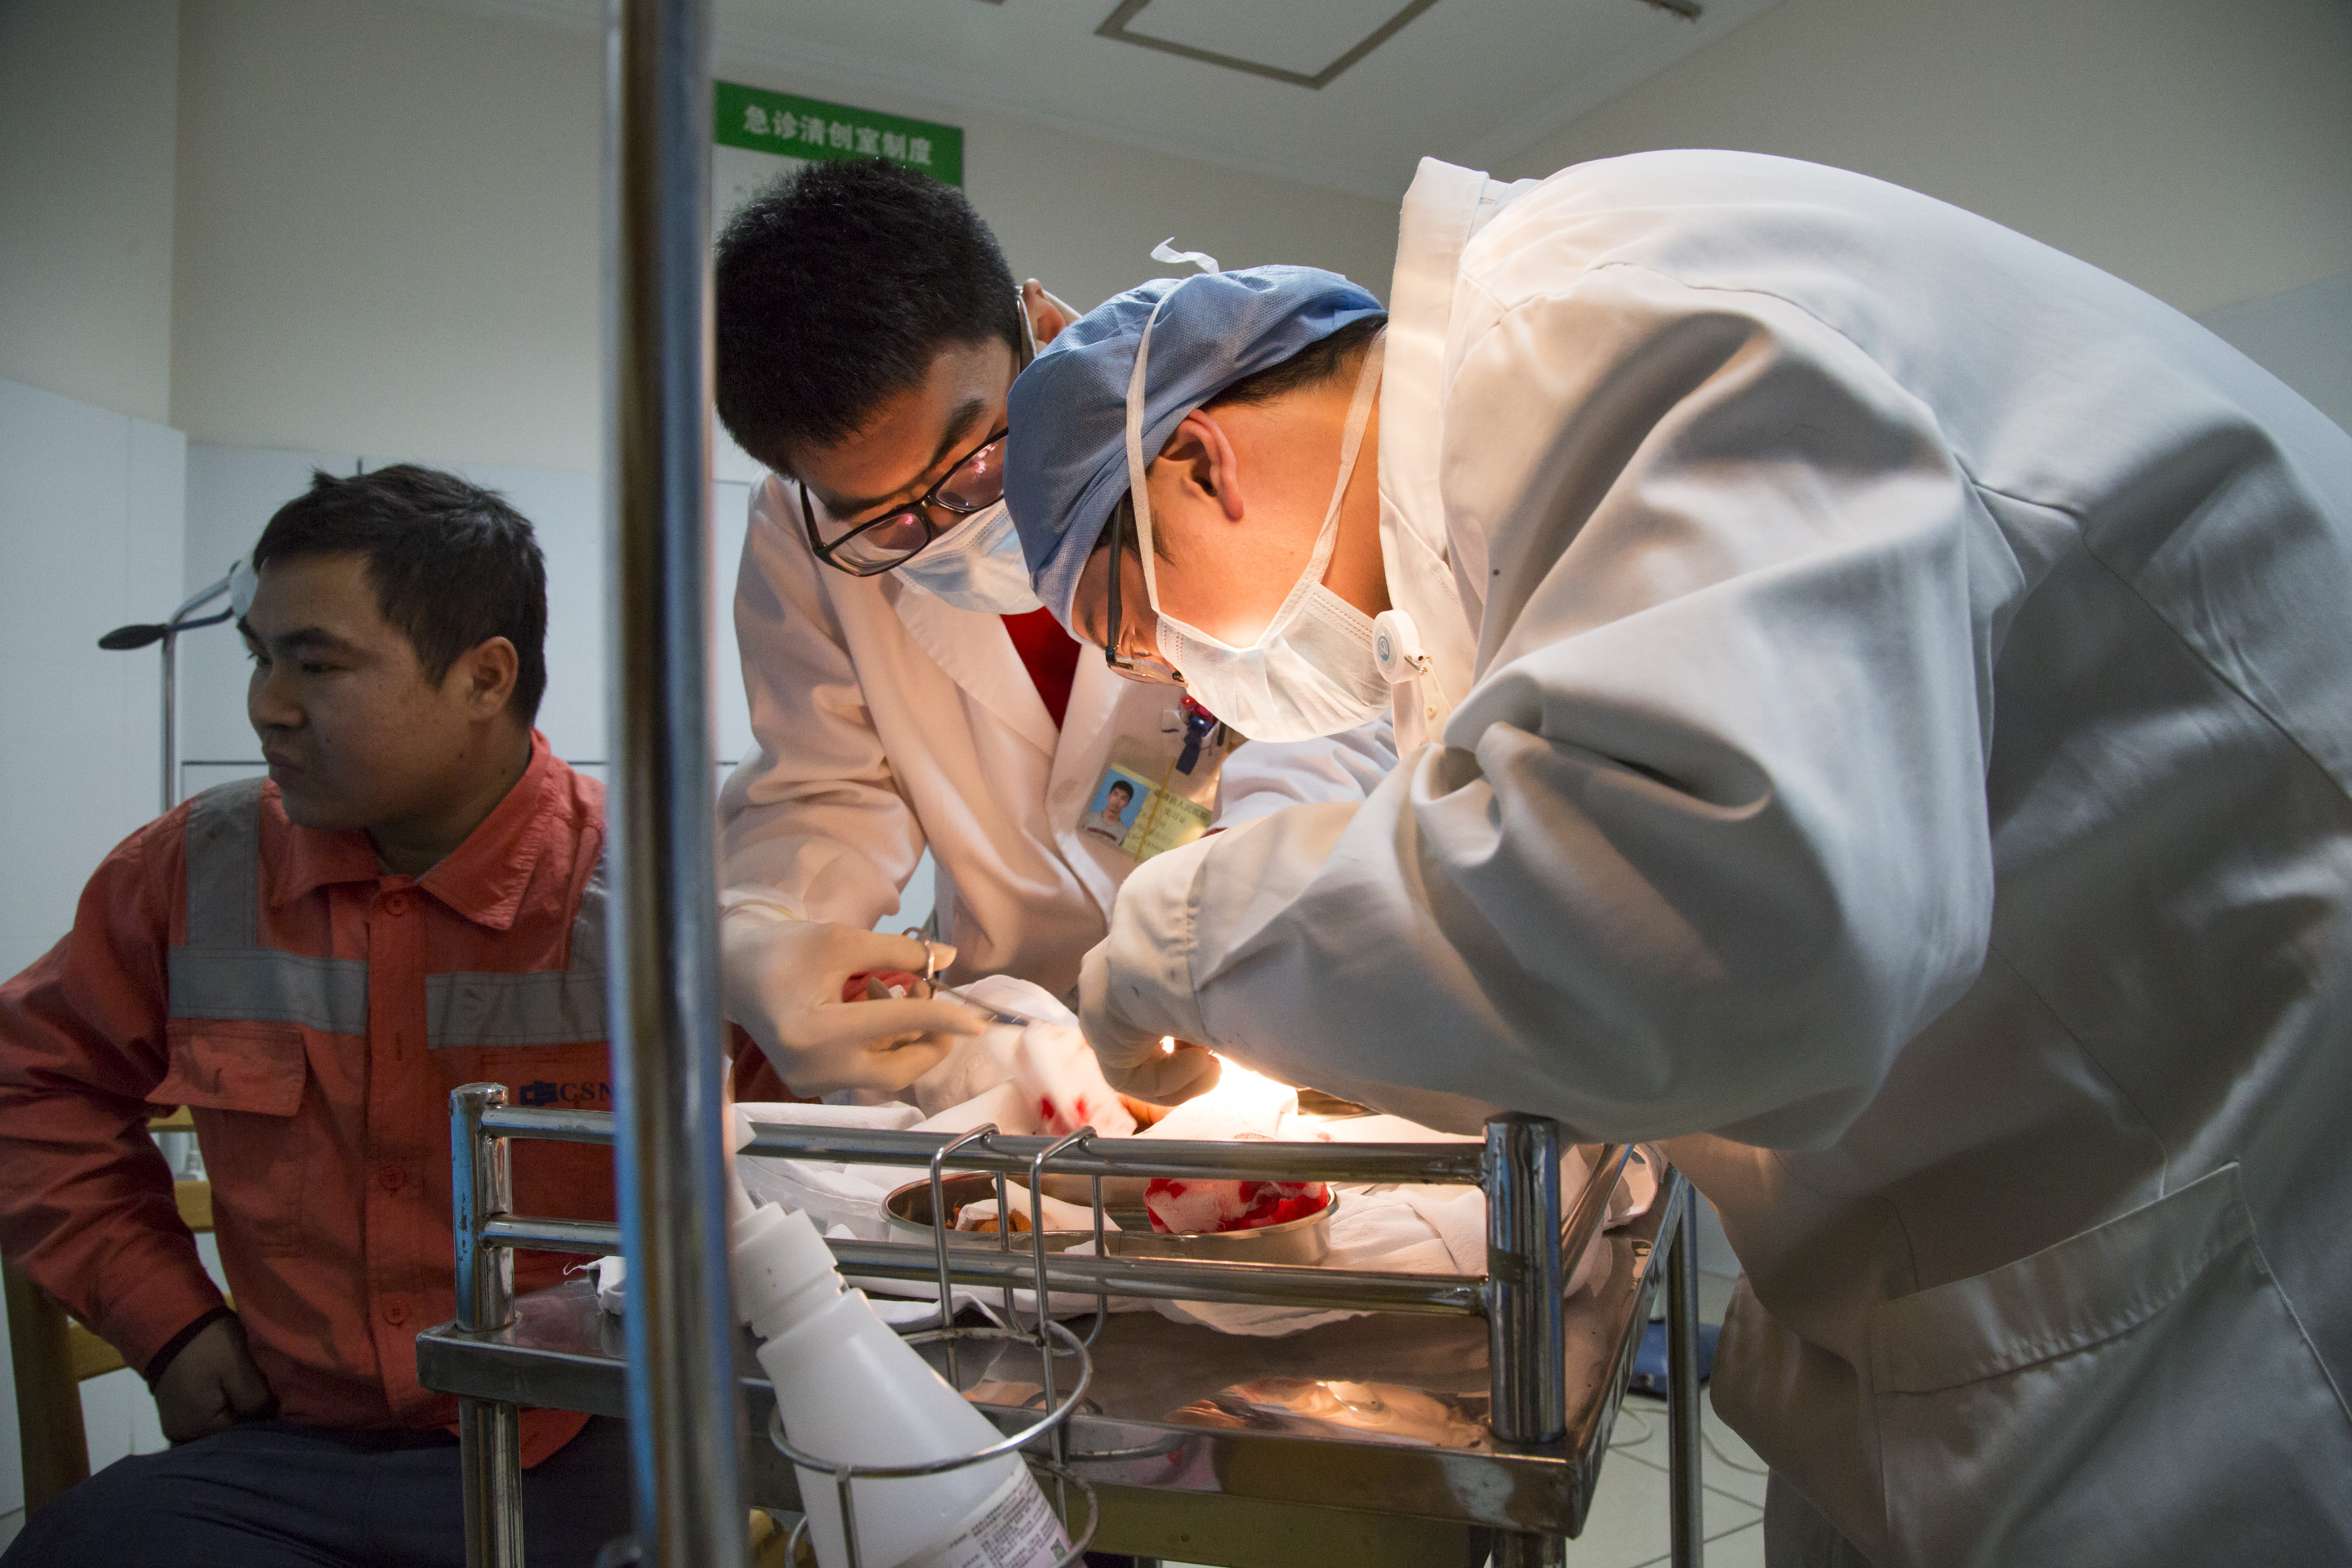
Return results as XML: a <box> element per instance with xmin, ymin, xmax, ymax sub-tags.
<box><xmin>718</xmin><ymin>480</ymin><xmax>929</xmax><ymax>929</ymax></box>
<box><xmin>1209</xmin><ymin>721</ymin><xmax>1400</xmax><ymax>828</ymax></box>
<box><xmin>0</xmin><ymin>817</ymin><xmax>227</xmax><ymax>1373</ymax></box>
<box><xmin>1098</xmin><ymin>268</ymin><xmax>1998</xmax><ymax>1146</ymax></box>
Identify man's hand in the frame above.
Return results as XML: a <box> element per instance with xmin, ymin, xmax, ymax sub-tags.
<box><xmin>719</xmin><ymin>913</ymin><xmax>987</xmax><ymax>1095</ymax></box>
<box><xmin>154</xmin><ymin>1315</ymin><xmax>275</xmax><ymax>1444</ymax></box>
<box><xmin>1078</xmin><ymin>944</ymin><xmax>1222</xmax><ymax>1103</ymax></box>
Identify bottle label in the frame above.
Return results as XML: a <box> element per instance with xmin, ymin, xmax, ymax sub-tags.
<box><xmin>897</xmin><ymin>1467</ymin><xmax>1070</xmax><ymax>1568</ymax></box>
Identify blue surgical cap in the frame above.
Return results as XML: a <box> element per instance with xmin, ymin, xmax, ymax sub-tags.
<box><xmin>1005</xmin><ymin>265</ymin><xmax>1387</xmax><ymax>625</ymax></box>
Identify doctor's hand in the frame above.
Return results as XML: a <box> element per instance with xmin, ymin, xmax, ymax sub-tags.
<box><xmin>720</xmin><ymin>911</ymin><xmax>988</xmax><ymax>1095</ymax></box>
<box><xmin>1078</xmin><ymin>944</ymin><xmax>1223</xmax><ymax>1103</ymax></box>
<box><xmin>154</xmin><ymin>1314</ymin><xmax>277</xmax><ymax>1445</ymax></box>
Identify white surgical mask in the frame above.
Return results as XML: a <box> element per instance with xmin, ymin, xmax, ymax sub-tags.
<box><xmin>893</xmin><ymin>501</ymin><xmax>1044</xmax><ymax>613</ymax></box>
<box><xmin>1123</xmin><ymin>298</ymin><xmax>1390</xmax><ymax>742</ymax></box>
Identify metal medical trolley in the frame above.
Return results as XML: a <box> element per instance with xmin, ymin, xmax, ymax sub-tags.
<box><xmin>420</xmin><ymin>1089</ymin><xmax>1711</xmax><ymax>1566</ymax></box>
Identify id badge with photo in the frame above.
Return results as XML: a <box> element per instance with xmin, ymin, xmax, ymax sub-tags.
<box><xmin>1077</xmin><ymin>702</ymin><xmax>1232</xmax><ymax>865</ymax></box>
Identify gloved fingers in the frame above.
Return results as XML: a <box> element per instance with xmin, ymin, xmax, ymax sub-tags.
<box><xmin>821</xmin><ymin>1034</ymin><xmax>959</xmax><ymax>1095</ymax></box>
<box><xmin>824</xmin><ymin>927</ymin><xmax>954</xmax><ymax>979</ymax></box>
<box><xmin>804</xmin><ymin>1029</ymin><xmax>960</xmax><ymax>1090</ymax></box>
<box><xmin>1099</xmin><ymin>1040</ymin><xmax>1222</xmax><ymax>1104</ymax></box>
<box><xmin>807</xmin><ymin>996</ymin><xmax>989</xmax><ymax>1049</ymax></box>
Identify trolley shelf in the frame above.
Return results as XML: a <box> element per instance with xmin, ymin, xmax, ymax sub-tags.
<box><xmin>417</xmin><ymin>1170</ymin><xmax>1687</xmax><ymax>1565</ymax></box>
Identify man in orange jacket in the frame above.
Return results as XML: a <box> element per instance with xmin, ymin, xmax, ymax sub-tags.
<box><xmin>0</xmin><ymin>466</ymin><xmax>628</xmax><ymax>1566</ymax></box>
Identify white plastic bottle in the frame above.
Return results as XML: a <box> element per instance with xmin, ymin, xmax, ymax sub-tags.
<box><xmin>733</xmin><ymin>1201</ymin><xmax>1070</xmax><ymax>1568</ymax></box>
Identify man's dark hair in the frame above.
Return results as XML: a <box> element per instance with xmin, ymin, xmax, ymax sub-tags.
<box><xmin>1206</xmin><ymin>316</ymin><xmax>1386</xmax><ymax>412</ymax></box>
<box><xmin>715</xmin><ymin>158</ymin><xmax>1019</xmax><ymax>467</ymax></box>
<box><xmin>1107</xmin><ymin>780</ymin><xmax>1134</xmax><ymax>802</ymax></box>
<box><xmin>252</xmin><ymin>464</ymin><xmax>549</xmax><ymax>722</ymax></box>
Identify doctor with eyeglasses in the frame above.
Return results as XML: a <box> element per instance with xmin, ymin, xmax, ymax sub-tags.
<box><xmin>708</xmin><ymin>159</ymin><xmax>1388</xmax><ymax>1100</ymax></box>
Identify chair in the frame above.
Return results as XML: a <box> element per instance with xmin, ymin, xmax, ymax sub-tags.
<box><xmin>5</xmin><ymin>1107</ymin><xmax>215</xmax><ymax>1511</ymax></box>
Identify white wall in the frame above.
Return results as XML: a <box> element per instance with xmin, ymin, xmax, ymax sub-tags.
<box><xmin>179</xmin><ymin>444</ymin><xmax>757</xmax><ymax>785</ymax></box>
<box><xmin>0</xmin><ymin>385</ymin><xmax>185</xmax><ymax>995</ymax></box>
<box><xmin>0</xmin><ymin>377</ymin><xmax>189</xmax><ymax>1517</ymax></box>
<box><xmin>169</xmin><ymin>0</ymin><xmax>605</xmax><ymax>471</ymax></box>
<box><xmin>166</xmin><ymin>0</ymin><xmax>1402</xmax><ymax>475</ymax></box>
<box><xmin>931</xmin><ymin>87</ymin><xmax>1401</xmax><ymax>314</ymax></box>
<box><xmin>1497</xmin><ymin>0</ymin><xmax>2352</xmax><ymax>321</ymax></box>
<box><xmin>2199</xmin><ymin>270</ymin><xmax>2352</xmax><ymax>435</ymax></box>
<box><xmin>0</xmin><ymin>0</ymin><xmax>182</xmax><ymax>425</ymax></box>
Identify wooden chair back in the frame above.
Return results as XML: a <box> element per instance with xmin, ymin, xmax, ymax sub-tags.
<box><xmin>6</xmin><ymin>1110</ymin><xmax>213</xmax><ymax>1511</ymax></box>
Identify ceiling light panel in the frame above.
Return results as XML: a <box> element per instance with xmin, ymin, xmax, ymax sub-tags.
<box><xmin>1110</xmin><ymin>0</ymin><xmax>1434</xmax><ymax>81</ymax></box>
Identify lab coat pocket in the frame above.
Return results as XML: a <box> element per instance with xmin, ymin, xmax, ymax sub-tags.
<box><xmin>1867</xmin><ymin>1163</ymin><xmax>2352</xmax><ymax>1568</ymax></box>
<box><xmin>154</xmin><ymin>1026</ymin><xmax>312</xmax><ymax>1254</ymax></box>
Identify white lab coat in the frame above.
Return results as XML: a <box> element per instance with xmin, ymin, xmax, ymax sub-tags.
<box><xmin>719</xmin><ymin>475</ymin><xmax>1390</xmax><ymax>1000</ymax></box>
<box><xmin>1097</xmin><ymin>154</ymin><xmax>2352</xmax><ymax>1566</ymax></box>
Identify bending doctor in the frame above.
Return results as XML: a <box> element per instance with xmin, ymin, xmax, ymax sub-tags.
<box><xmin>710</xmin><ymin>159</ymin><xmax>1386</xmax><ymax>1098</ymax></box>
<box><xmin>1003</xmin><ymin>154</ymin><xmax>2352</xmax><ymax>1566</ymax></box>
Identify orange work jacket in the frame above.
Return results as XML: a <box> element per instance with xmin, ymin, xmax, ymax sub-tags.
<box><xmin>0</xmin><ymin>737</ymin><xmax>612</xmax><ymax>1466</ymax></box>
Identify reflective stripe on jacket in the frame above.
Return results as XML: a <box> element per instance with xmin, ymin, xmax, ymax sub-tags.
<box><xmin>0</xmin><ymin>736</ymin><xmax>612</xmax><ymax>1467</ymax></box>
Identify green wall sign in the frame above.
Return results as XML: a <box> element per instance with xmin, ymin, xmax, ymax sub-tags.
<box><xmin>713</xmin><ymin>80</ymin><xmax>964</xmax><ymax>187</ymax></box>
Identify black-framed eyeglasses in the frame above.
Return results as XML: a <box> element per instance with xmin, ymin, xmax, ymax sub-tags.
<box><xmin>1102</xmin><ymin>494</ymin><xmax>1184</xmax><ymax>685</ymax></box>
<box><xmin>800</xmin><ymin>425</ymin><xmax>1009</xmax><ymax>577</ymax></box>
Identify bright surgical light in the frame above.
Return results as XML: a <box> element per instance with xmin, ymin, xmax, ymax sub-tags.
<box><xmin>1159</xmin><ymin>1036</ymin><xmax>1176</xmax><ymax>1054</ymax></box>
<box><xmin>1188</xmin><ymin>1054</ymin><xmax>1301</xmax><ymax>1121</ymax></box>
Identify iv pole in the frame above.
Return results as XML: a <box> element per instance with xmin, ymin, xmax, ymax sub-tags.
<box><xmin>98</xmin><ymin>571</ymin><xmax>239</xmax><ymax>813</ymax></box>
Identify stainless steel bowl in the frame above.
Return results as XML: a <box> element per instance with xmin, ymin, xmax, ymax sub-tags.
<box><xmin>884</xmin><ymin>1171</ymin><xmax>1336</xmax><ymax>1265</ymax></box>
<box><xmin>882</xmin><ymin>1171</ymin><xmax>1107</xmax><ymax>1254</ymax></box>
<box><xmin>1107</xmin><ymin>1195</ymin><xmax>1334</xmax><ymax>1265</ymax></box>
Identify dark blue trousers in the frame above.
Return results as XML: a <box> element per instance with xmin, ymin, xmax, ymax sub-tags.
<box><xmin>3</xmin><ymin>1415</ymin><xmax>632</xmax><ymax>1568</ymax></box>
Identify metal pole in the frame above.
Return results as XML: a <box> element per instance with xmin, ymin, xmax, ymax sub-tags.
<box><xmin>160</xmin><ymin>630</ymin><xmax>177</xmax><ymax>812</ymax></box>
<box><xmin>1666</xmin><ymin>1176</ymin><xmax>1706</xmax><ymax>1568</ymax></box>
<box><xmin>457</xmin><ymin>1400</ymin><xmax>525</xmax><ymax>1568</ymax></box>
<box><xmin>739</xmin><ymin>1124</ymin><xmax>1491</xmax><ymax>1187</ymax></box>
<box><xmin>452</xmin><ymin>1085</ymin><xmax>517</xmax><ymax>1334</ymax></box>
<box><xmin>452</xmin><ymin>1084</ymin><xmax>523</xmax><ymax>1568</ymax></box>
<box><xmin>1490</xmin><ymin>1526</ymin><xmax>1566</xmax><ymax>1566</ymax></box>
<box><xmin>604</xmin><ymin>0</ymin><xmax>746</xmax><ymax>1564</ymax></box>
<box><xmin>1485</xmin><ymin>1114</ymin><xmax>1566</xmax><ymax>1445</ymax></box>
<box><xmin>1486</xmin><ymin>1115</ymin><xmax>1568</xmax><ymax>1568</ymax></box>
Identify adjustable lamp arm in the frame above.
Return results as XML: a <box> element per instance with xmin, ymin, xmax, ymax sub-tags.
<box><xmin>95</xmin><ymin>564</ymin><xmax>248</xmax><ymax>812</ymax></box>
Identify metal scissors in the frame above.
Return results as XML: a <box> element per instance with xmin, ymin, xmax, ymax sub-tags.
<box><xmin>904</xmin><ymin>927</ymin><xmax>1039</xmax><ymax>1027</ymax></box>
<box><xmin>928</xmin><ymin>979</ymin><xmax>1044</xmax><ymax>1029</ymax></box>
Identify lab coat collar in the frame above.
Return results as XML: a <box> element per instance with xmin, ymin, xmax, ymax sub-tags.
<box><xmin>883</xmin><ymin>572</ymin><xmax>1062</xmax><ymax>757</ymax></box>
<box><xmin>782</xmin><ymin>474</ymin><xmax>1062</xmax><ymax>759</ymax></box>
<box><xmin>1378</xmin><ymin>157</ymin><xmax>1538</xmax><ymax>725</ymax></box>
